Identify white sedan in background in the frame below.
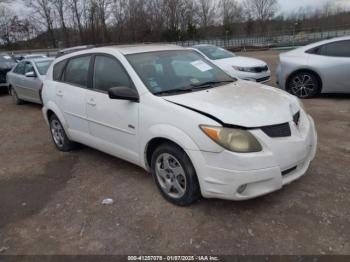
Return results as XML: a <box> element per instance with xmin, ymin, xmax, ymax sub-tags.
<box><xmin>276</xmin><ymin>36</ymin><xmax>350</xmax><ymax>98</ymax></box>
<box><xmin>192</xmin><ymin>44</ymin><xmax>271</xmax><ymax>83</ymax></box>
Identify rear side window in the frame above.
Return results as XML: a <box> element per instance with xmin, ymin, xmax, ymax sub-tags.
<box><xmin>14</xmin><ymin>62</ymin><xmax>25</xmax><ymax>75</ymax></box>
<box><xmin>53</xmin><ymin>60</ymin><xmax>67</xmax><ymax>80</ymax></box>
<box><xmin>324</xmin><ymin>40</ymin><xmax>350</xmax><ymax>57</ymax></box>
<box><xmin>307</xmin><ymin>40</ymin><xmax>350</xmax><ymax>57</ymax></box>
<box><xmin>63</xmin><ymin>55</ymin><xmax>91</xmax><ymax>87</ymax></box>
<box><xmin>93</xmin><ymin>55</ymin><xmax>132</xmax><ymax>92</ymax></box>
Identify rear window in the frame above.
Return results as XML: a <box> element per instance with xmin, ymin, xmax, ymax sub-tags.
<box><xmin>53</xmin><ymin>60</ymin><xmax>67</xmax><ymax>81</ymax></box>
<box><xmin>63</xmin><ymin>55</ymin><xmax>91</xmax><ymax>87</ymax></box>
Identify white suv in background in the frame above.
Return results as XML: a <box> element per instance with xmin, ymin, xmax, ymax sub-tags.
<box><xmin>42</xmin><ymin>44</ymin><xmax>317</xmax><ymax>206</ymax></box>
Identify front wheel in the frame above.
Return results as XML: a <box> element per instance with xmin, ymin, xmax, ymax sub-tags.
<box><xmin>151</xmin><ymin>143</ymin><xmax>201</xmax><ymax>206</ymax></box>
<box><xmin>287</xmin><ymin>72</ymin><xmax>321</xmax><ymax>99</ymax></box>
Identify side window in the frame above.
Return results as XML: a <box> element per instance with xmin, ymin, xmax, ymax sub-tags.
<box><xmin>307</xmin><ymin>41</ymin><xmax>350</xmax><ymax>57</ymax></box>
<box><xmin>25</xmin><ymin>62</ymin><xmax>34</xmax><ymax>74</ymax></box>
<box><xmin>14</xmin><ymin>62</ymin><xmax>25</xmax><ymax>75</ymax></box>
<box><xmin>64</xmin><ymin>55</ymin><xmax>91</xmax><ymax>87</ymax></box>
<box><xmin>53</xmin><ymin>60</ymin><xmax>67</xmax><ymax>81</ymax></box>
<box><xmin>325</xmin><ymin>41</ymin><xmax>350</xmax><ymax>57</ymax></box>
<box><xmin>93</xmin><ymin>55</ymin><xmax>132</xmax><ymax>92</ymax></box>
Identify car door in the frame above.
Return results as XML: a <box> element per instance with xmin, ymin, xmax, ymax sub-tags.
<box><xmin>11</xmin><ymin>62</ymin><xmax>26</xmax><ymax>98</ymax></box>
<box><xmin>23</xmin><ymin>61</ymin><xmax>42</xmax><ymax>103</ymax></box>
<box><xmin>55</xmin><ymin>55</ymin><xmax>91</xmax><ymax>139</ymax></box>
<box><xmin>308</xmin><ymin>40</ymin><xmax>350</xmax><ymax>93</ymax></box>
<box><xmin>85</xmin><ymin>54</ymin><xmax>140</xmax><ymax>164</ymax></box>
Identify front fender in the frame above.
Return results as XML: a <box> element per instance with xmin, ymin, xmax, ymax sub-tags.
<box><xmin>140</xmin><ymin>124</ymin><xmax>200</xmax><ymax>169</ymax></box>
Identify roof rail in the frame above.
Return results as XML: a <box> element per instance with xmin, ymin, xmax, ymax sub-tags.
<box><xmin>56</xmin><ymin>45</ymin><xmax>95</xmax><ymax>58</ymax></box>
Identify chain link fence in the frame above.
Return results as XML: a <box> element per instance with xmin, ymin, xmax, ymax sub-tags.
<box><xmin>172</xmin><ymin>26</ymin><xmax>350</xmax><ymax>50</ymax></box>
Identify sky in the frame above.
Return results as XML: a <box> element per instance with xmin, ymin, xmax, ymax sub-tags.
<box><xmin>5</xmin><ymin>0</ymin><xmax>350</xmax><ymax>17</ymax></box>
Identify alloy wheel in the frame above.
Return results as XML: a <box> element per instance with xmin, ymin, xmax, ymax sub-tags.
<box><xmin>50</xmin><ymin>119</ymin><xmax>65</xmax><ymax>148</ymax></box>
<box><xmin>155</xmin><ymin>153</ymin><xmax>187</xmax><ymax>199</ymax></box>
<box><xmin>290</xmin><ymin>74</ymin><xmax>317</xmax><ymax>98</ymax></box>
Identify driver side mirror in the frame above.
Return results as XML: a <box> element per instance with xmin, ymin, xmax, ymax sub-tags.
<box><xmin>108</xmin><ymin>86</ymin><xmax>139</xmax><ymax>102</ymax></box>
<box><xmin>25</xmin><ymin>71</ymin><xmax>36</xmax><ymax>78</ymax></box>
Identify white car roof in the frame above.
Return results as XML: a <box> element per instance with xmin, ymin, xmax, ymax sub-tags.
<box><xmin>54</xmin><ymin>44</ymin><xmax>186</xmax><ymax>62</ymax></box>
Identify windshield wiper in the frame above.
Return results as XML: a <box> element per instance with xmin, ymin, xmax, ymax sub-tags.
<box><xmin>190</xmin><ymin>80</ymin><xmax>235</xmax><ymax>89</ymax></box>
<box><xmin>153</xmin><ymin>88</ymin><xmax>193</xmax><ymax>96</ymax></box>
<box><xmin>153</xmin><ymin>80</ymin><xmax>235</xmax><ymax>96</ymax></box>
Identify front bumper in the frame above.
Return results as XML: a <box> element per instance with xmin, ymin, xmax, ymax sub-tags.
<box><xmin>229</xmin><ymin>70</ymin><xmax>271</xmax><ymax>84</ymax></box>
<box><xmin>187</xmin><ymin>114</ymin><xmax>317</xmax><ymax>201</ymax></box>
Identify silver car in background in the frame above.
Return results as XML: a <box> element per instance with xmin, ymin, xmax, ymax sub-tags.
<box><xmin>7</xmin><ymin>58</ymin><xmax>54</xmax><ymax>105</ymax></box>
<box><xmin>276</xmin><ymin>36</ymin><xmax>350</xmax><ymax>98</ymax></box>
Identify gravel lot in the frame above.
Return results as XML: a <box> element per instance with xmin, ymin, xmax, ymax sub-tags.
<box><xmin>0</xmin><ymin>50</ymin><xmax>349</xmax><ymax>255</ymax></box>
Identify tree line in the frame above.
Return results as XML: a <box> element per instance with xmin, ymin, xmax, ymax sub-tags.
<box><xmin>0</xmin><ymin>0</ymin><xmax>349</xmax><ymax>50</ymax></box>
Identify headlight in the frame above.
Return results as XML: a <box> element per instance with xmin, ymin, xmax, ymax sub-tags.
<box><xmin>233</xmin><ymin>66</ymin><xmax>255</xmax><ymax>73</ymax></box>
<box><xmin>200</xmin><ymin>125</ymin><xmax>262</xmax><ymax>153</ymax></box>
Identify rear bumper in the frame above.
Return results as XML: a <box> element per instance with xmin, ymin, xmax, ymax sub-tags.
<box><xmin>187</xmin><ymin>114</ymin><xmax>317</xmax><ymax>201</ymax></box>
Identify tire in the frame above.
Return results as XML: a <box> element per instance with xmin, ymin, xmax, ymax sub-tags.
<box><xmin>151</xmin><ymin>143</ymin><xmax>201</xmax><ymax>206</ymax></box>
<box><xmin>10</xmin><ymin>88</ymin><xmax>23</xmax><ymax>105</ymax></box>
<box><xmin>287</xmin><ymin>71</ymin><xmax>321</xmax><ymax>99</ymax></box>
<box><xmin>49</xmin><ymin>114</ymin><xmax>76</xmax><ymax>152</ymax></box>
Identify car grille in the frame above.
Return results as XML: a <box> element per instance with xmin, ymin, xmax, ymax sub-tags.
<box><xmin>253</xmin><ymin>65</ymin><xmax>269</xmax><ymax>73</ymax></box>
<box><xmin>261</xmin><ymin>123</ymin><xmax>291</xmax><ymax>138</ymax></box>
<box><xmin>257</xmin><ymin>76</ymin><xmax>270</xmax><ymax>82</ymax></box>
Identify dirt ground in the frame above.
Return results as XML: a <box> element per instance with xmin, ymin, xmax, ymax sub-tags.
<box><xmin>0</xmin><ymin>50</ymin><xmax>349</xmax><ymax>255</ymax></box>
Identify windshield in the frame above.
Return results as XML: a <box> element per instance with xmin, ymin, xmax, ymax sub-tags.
<box><xmin>196</xmin><ymin>46</ymin><xmax>235</xmax><ymax>60</ymax></box>
<box><xmin>35</xmin><ymin>60</ymin><xmax>53</xmax><ymax>75</ymax></box>
<box><xmin>126</xmin><ymin>50</ymin><xmax>234</xmax><ymax>95</ymax></box>
<box><xmin>0</xmin><ymin>54</ymin><xmax>16</xmax><ymax>63</ymax></box>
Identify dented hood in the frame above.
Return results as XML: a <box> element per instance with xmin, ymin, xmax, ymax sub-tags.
<box><xmin>164</xmin><ymin>81</ymin><xmax>300</xmax><ymax>128</ymax></box>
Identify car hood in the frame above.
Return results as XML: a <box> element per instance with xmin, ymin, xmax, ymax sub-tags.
<box><xmin>214</xmin><ymin>56</ymin><xmax>267</xmax><ymax>68</ymax></box>
<box><xmin>164</xmin><ymin>81</ymin><xmax>300</xmax><ymax>128</ymax></box>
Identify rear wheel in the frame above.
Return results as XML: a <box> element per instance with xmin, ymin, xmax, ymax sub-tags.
<box><xmin>151</xmin><ymin>143</ymin><xmax>201</xmax><ymax>206</ymax></box>
<box><xmin>287</xmin><ymin>71</ymin><xmax>321</xmax><ymax>98</ymax></box>
<box><xmin>49</xmin><ymin>114</ymin><xmax>76</xmax><ymax>152</ymax></box>
<box><xmin>10</xmin><ymin>88</ymin><xmax>23</xmax><ymax>105</ymax></box>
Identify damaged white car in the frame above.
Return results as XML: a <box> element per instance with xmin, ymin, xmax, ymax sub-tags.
<box><xmin>42</xmin><ymin>45</ymin><xmax>317</xmax><ymax>206</ymax></box>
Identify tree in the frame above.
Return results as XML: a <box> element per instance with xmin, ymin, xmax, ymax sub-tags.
<box><xmin>51</xmin><ymin>0</ymin><xmax>70</xmax><ymax>47</ymax></box>
<box><xmin>196</xmin><ymin>0</ymin><xmax>216</xmax><ymax>29</ymax></box>
<box><xmin>68</xmin><ymin>0</ymin><xmax>86</xmax><ymax>42</ymax></box>
<box><xmin>220</xmin><ymin>0</ymin><xmax>243</xmax><ymax>33</ymax></box>
<box><xmin>25</xmin><ymin>0</ymin><xmax>57</xmax><ymax>48</ymax></box>
<box><xmin>244</xmin><ymin>0</ymin><xmax>278</xmax><ymax>21</ymax></box>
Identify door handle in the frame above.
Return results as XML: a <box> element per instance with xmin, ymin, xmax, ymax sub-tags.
<box><xmin>87</xmin><ymin>98</ymin><xmax>96</xmax><ymax>107</ymax></box>
<box><xmin>56</xmin><ymin>90</ymin><xmax>63</xmax><ymax>97</ymax></box>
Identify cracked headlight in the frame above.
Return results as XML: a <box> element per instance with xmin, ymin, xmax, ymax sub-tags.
<box><xmin>200</xmin><ymin>125</ymin><xmax>262</xmax><ymax>153</ymax></box>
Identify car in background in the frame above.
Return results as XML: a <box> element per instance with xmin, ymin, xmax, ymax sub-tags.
<box><xmin>192</xmin><ymin>44</ymin><xmax>271</xmax><ymax>83</ymax></box>
<box><xmin>7</xmin><ymin>57</ymin><xmax>54</xmax><ymax>105</ymax></box>
<box><xmin>23</xmin><ymin>54</ymin><xmax>47</xmax><ymax>60</ymax></box>
<box><xmin>0</xmin><ymin>53</ymin><xmax>17</xmax><ymax>91</ymax></box>
<box><xmin>42</xmin><ymin>45</ymin><xmax>317</xmax><ymax>206</ymax></box>
<box><xmin>276</xmin><ymin>36</ymin><xmax>350</xmax><ymax>98</ymax></box>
